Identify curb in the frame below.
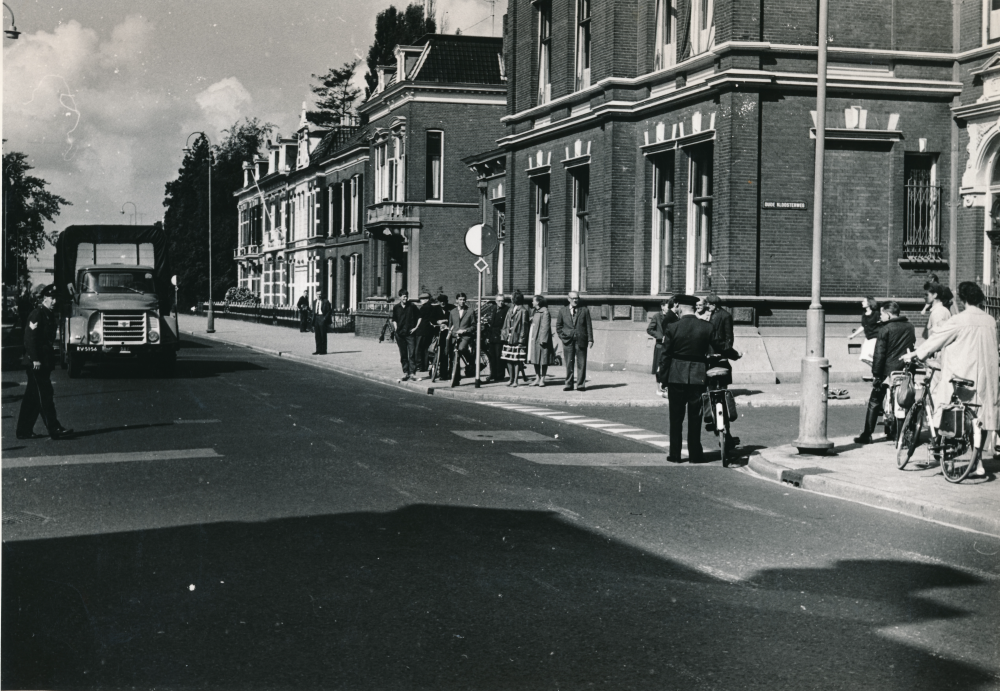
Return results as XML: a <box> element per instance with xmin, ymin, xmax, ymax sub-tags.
<box><xmin>747</xmin><ymin>448</ymin><xmax>1000</xmax><ymax>538</ymax></box>
<box><xmin>181</xmin><ymin>331</ymin><xmax>865</xmax><ymax>409</ymax></box>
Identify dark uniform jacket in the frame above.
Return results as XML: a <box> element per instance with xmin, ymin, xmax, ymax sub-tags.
<box><xmin>657</xmin><ymin>314</ymin><xmax>725</xmax><ymax>386</ymax></box>
<box><xmin>871</xmin><ymin>315</ymin><xmax>916</xmax><ymax>381</ymax></box>
<box><xmin>487</xmin><ymin>303</ymin><xmax>509</xmax><ymax>342</ymax></box>
<box><xmin>23</xmin><ymin>306</ymin><xmax>58</xmax><ymax>369</ymax></box>
<box><xmin>312</xmin><ymin>299</ymin><xmax>333</xmax><ymax>327</ymax></box>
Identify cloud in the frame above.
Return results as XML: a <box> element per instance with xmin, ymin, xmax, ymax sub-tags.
<box><xmin>194</xmin><ymin>77</ymin><xmax>253</xmax><ymax>138</ymax></box>
<box><xmin>437</xmin><ymin>0</ymin><xmax>507</xmax><ymax>36</ymax></box>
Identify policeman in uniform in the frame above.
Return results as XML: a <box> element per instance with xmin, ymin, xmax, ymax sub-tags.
<box><xmin>17</xmin><ymin>285</ymin><xmax>73</xmax><ymax>440</ymax></box>
<box><xmin>657</xmin><ymin>294</ymin><xmax>723</xmax><ymax>463</ymax></box>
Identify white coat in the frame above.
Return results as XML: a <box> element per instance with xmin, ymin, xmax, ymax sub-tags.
<box><xmin>915</xmin><ymin>304</ymin><xmax>999</xmax><ymax>430</ymax></box>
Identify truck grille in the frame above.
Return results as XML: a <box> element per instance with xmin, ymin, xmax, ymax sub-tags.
<box><xmin>102</xmin><ymin>313</ymin><xmax>146</xmax><ymax>344</ymax></box>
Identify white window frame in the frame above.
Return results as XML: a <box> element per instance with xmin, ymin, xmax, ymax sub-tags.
<box><xmin>571</xmin><ymin>169</ymin><xmax>589</xmax><ymax>291</ymax></box>
<box><xmin>690</xmin><ymin>0</ymin><xmax>715</xmax><ymax>56</ymax></box>
<box><xmin>686</xmin><ymin>145</ymin><xmax>713</xmax><ymax>293</ymax></box>
<box><xmin>650</xmin><ymin>154</ymin><xmax>675</xmax><ymax>295</ymax></box>
<box><xmin>575</xmin><ymin>0</ymin><xmax>591</xmax><ymax>91</ymax></box>
<box><xmin>653</xmin><ymin>0</ymin><xmax>676</xmax><ymax>71</ymax></box>
<box><xmin>987</xmin><ymin>0</ymin><xmax>1000</xmax><ymax>44</ymax></box>
<box><xmin>534</xmin><ymin>177</ymin><xmax>550</xmax><ymax>294</ymax></box>
<box><xmin>538</xmin><ymin>1</ymin><xmax>552</xmax><ymax>105</ymax></box>
<box><xmin>426</xmin><ymin>130</ymin><xmax>444</xmax><ymax>202</ymax></box>
<box><xmin>350</xmin><ymin>175</ymin><xmax>359</xmax><ymax>231</ymax></box>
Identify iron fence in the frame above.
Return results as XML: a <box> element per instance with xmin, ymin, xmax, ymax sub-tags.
<box><xmin>197</xmin><ymin>302</ymin><xmax>355</xmax><ymax>332</ymax></box>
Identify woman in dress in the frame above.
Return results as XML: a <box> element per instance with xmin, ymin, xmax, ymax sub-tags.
<box><xmin>527</xmin><ymin>294</ymin><xmax>553</xmax><ymax>386</ymax></box>
<box><xmin>500</xmin><ymin>290</ymin><xmax>530</xmax><ymax>387</ymax></box>
<box><xmin>848</xmin><ymin>296</ymin><xmax>881</xmax><ymax>367</ymax></box>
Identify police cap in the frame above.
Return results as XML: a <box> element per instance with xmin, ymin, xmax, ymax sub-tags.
<box><xmin>674</xmin><ymin>294</ymin><xmax>699</xmax><ymax>307</ymax></box>
<box><xmin>39</xmin><ymin>284</ymin><xmax>57</xmax><ymax>298</ymax></box>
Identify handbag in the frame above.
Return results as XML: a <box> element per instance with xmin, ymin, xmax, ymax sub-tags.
<box><xmin>895</xmin><ymin>374</ymin><xmax>915</xmax><ymax>409</ymax></box>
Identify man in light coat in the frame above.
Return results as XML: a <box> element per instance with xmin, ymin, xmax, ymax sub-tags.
<box><xmin>904</xmin><ymin>282</ymin><xmax>999</xmax><ymax>476</ymax></box>
<box><xmin>556</xmin><ymin>291</ymin><xmax>594</xmax><ymax>391</ymax></box>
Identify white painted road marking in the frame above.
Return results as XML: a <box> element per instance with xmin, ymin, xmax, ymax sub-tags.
<box><xmin>452</xmin><ymin>430</ymin><xmax>554</xmax><ymax>442</ymax></box>
<box><xmin>512</xmin><ymin>453</ymin><xmax>682</xmax><ymax>466</ymax></box>
<box><xmin>174</xmin><ymin>419</ymin><xmax>222</xmax><ymax>424</ymax></box>
<box><xmin>4</xmin><ymin>448</ymin><xmax>223</xmax><ymax>469</ymax></box>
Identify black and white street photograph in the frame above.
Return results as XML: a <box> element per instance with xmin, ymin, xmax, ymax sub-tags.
<box><xmin>3</xmin><ymin>0</ymin><xmax>1000</xmax><ymax>688</ymax></box>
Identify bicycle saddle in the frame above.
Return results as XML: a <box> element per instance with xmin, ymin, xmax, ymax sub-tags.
<box><xmin>707</xmin><ymin>367</ymin><xmax>729</xmax><ymax>378</ymax></box>
<box><xmin>950</xmin><ymin>376</ymin><xmax>975</xmax><ymax>388</ymax></box>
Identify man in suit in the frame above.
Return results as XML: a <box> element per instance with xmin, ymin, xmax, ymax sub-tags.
<box><xmin>647</xmin><ymin>297</ymin><xmax>679</xmax><ymax>396</ymax></box>
<box><xmin>556</xmin><ymin>291</ymin><xmax>594</xmax><ymax>392</ymax></box>
<box><xmin>658</xmin><ymin>294</ymin><xmax>725</xmax><ymax>463</ymax></box>
<box><xmin>17</xmin><ymin>285</ymin><xmax>73</xmax><ymax>440</ymax></box>
<box><xmin>312</xmin><ymin>294</ymin><xmax>333</xmax><ymax>354</ymax></box>
<box><xmin>297</xmin><ymin>291</ymin><xmax>310</xmax><ymax>332</ymax></box>
<box><xmin>485</xmin><ymin>293</ymin><xmax>509</xmax><ymax>382</ymax></box>
<box><xmin>448</xmin><ymin>292</ymin><xmax>477</xmax><ymax>386</ymax></box>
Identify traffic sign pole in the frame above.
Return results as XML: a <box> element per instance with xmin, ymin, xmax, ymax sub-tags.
<box><xmin>475</xmin><ymin>268</ymin><xmax>483</xmax><ymax>388</ymax></box>
<box><xmin>465</xmin><ymin>223</ymin><xmax>498</xmax><ymax>390</ymax></box>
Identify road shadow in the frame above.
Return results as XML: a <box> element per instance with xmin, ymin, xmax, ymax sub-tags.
<box><xmin>2</xmin><ymin>504</ymin><xmax>992</xmax><ymax>690</ymax></box>
<box><xmin>580</xmin><ymin>382</ymin><xmax>628</xmax><ymax>391</ymax></box>
<box><xmin>178</xmin><ymin>340</ymin><xmax>212</xmax><ymax>349</ymax></box>
<box><xmin>63</xmin><ymin>422</ymin><xmax>176</xmax><ymax>439</ymax></box>
<box><xmin>78</xmin><ymin>359</ymin><xmax>268</xmax><ymax>380</ymax></box>
<box><xmin>2</xmin><ymin>381</ymin><xmax>19</xmax><ymax>389</ymax></box>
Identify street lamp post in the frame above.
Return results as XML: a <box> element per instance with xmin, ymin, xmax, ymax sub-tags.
<box><xmin>121</xmin><ymin>201</ymin><xmax>137</xmax><ymax>225</ymax></box>
<box><xmin>184</xmin><ymin>132</ymin><xmax>214</xmax><ymax>334</ymax></box>
<box><xmin>3</xmin><ymin>3</ymin><xmax>21</xmax><ymax>39</ymax></box>
<box><xmin>795</xmin><ymin>0</ymin><xmax>833</xmax><ymax>454</ymax></box>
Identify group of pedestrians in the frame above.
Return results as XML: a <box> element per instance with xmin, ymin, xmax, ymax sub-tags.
<box><xmin>385</xmin><ymin>289</ymin><xmax>595</xmax><ymax>390</ymax></box>
<box><xmin>851</xmin><ymin>280</ymin><xmax>998</xmax><ymax>477</ymax></box>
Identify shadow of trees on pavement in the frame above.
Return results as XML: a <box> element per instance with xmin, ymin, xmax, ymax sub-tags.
<box><xmin>3</xmin><ymin>504</ymin><xmax>991</xmax><ymax>690</ymax></box>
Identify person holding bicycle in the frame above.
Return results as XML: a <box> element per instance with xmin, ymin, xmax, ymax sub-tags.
<box><xmin>902</xmin><ymin>282</ymin><xmax>999</xmax><ymax>477</ymax></box>
<box><xmin>448</xmin><ymin>293</ymin><xmax>477</xmax><ymax>386</ymax></box>
<box><xmin>854</xmin><ymin>301</ymin><xmax>915</xmax><ymax>445</ymax></box>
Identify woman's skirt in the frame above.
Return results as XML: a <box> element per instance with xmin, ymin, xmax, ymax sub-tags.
<box><xmin>860</xmin><ymin>338</ymin><xmax>877</xmax><ymax>367</ymax></box>
<box><xmin>501</xmin><ymin>344</ymin><xmax>527</xmax><ymax>363</ymax></box>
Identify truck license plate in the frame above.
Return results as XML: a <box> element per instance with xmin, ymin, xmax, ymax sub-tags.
<box><xmin>120</xmin><ymin>348</ymin><xmax>131</xmax><ymax>354</ymax></box>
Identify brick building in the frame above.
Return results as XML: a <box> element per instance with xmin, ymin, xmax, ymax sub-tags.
<box><xmin>234</xmin><ymin>34</ymin><xmax>506</xmax><ymax>328</ymax></box>
<box><xmin>490</xmin><ymin>0</ymin><xmax>999</xmax><ymax>379</ymax></box>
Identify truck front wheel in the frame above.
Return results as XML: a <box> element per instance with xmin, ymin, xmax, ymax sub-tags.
<box><xmin>67</xmin><ymin>351</ymin><xmax>84</xmax><ymax>378</ymax></box>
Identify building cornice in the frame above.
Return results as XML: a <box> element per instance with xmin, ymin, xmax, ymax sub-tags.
<box><xmin>498</xmin><ymin>67</ymin><xmax>959</xmax><ymax>149</ymax></box>
<box><xmin>503</xmin><ymin>39</ymin><xmax>968</xmax><ymax>128</ymax></box>
<box><xmin>359</xmin><ymin>82</ymin><xmax>506</xmax><ymax>120</ymax></box>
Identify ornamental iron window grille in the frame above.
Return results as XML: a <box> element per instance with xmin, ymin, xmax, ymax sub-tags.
<box><xmin>903</xmin><ymin>156</ymin><xmax>941</xmax><ymax>262</ymax></box>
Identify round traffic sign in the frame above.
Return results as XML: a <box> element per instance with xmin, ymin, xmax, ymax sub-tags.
<box><xmin>465</xmin><ymin>223</ymin><xmax>499</xmax><ymax>257</ymax></box>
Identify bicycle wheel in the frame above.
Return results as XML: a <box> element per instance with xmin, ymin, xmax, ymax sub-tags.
<box><xmin>718</xmin><ymin>423</ymin><xmax>729</xmax><ymax>468</ymax></box>
<box><xmin>478</xmin><ymin>350</ymin><xmax>491</xmax><ymax>381</ymax></box>
<box><xmin>942</xmin><ymin>409</ymin><xmax>983</xmax><ymax>483</ymax></box>
<box><xmin>896</xmin><ymin>403</ymin><xmax>924</xmax><ymax>470</ymax></box>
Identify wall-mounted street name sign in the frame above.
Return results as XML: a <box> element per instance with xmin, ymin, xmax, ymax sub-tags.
<box><xmin>762</xmin><ymin>201</ymin><xmax>807</xmax><ymax>210</ymax></box>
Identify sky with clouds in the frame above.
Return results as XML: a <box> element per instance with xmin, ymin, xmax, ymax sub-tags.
<box><xmin>2</xmin><ymin>0</ymin><xmax>506</xmax><ymax>241</ymax></box>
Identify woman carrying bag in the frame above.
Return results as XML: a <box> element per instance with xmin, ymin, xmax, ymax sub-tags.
<box><xmin>500</xmin><ymin>290</ymin><xmax>530</xmax><ymax>387</ymax></box>
<box><xmin>527</xmin><ymin>294</ymin><xmax>553</xmax><ymax>386</ymax></box>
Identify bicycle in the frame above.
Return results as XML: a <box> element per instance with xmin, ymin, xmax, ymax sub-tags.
<box><xmin>448</xmin><ymin>332</ymin><xmax>491</xmax><ymax>385</ymax></box>
<box><xmin>895</xmin><ymin>358</ymin><xmax>985</xmax><ymax>483</ymax></box>
<box><xmin>702</xmin><ymin>358</ymin><xmax>739</xmax><ymax>468</ymax></box>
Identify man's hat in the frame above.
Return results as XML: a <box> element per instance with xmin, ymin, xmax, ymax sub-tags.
<box><xmin>674</xmin><ymin>294</ymin><xmax>699</xmax><ymax>306</ymax></box>
<box><xmin>39</xmin><ymin>284</ymin><xmax>57</xmax><ymax>298</ymax></box>
<box><xmin>418</xmin><ymin>292</ymin><xmax>431</xmax><ymax>300</ymax></box>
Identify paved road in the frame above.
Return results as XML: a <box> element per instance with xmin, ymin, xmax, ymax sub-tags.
<box><xmin>3</xmin><ymin>337</ymin><xmax>999</xmax><ymax>690</ymax></box>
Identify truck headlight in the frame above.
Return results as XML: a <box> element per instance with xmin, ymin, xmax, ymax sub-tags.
<box><xmin>89</xmin><ymin>331</ymin><xmax>101</xmax><ymax>344</ymax></box>
<box><xmin>149</xmin><ymin>331</ymin><xmax>160</xmax><ymax>343</ymax></box>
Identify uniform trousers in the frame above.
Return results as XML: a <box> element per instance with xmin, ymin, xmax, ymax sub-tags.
<box><xmin>313</xmin><ymin>321</ymin><xmax>328</xmax><ymax>354</ymax></box>
<box><xmin>17</xmin><ymin>366</ymin><xmax>61</xmax><ymax>436</ymax></box>
<box><xmin>667</xmin><ymin>384</ymin><xmax>705</xmax><ymax>462</ymax></box>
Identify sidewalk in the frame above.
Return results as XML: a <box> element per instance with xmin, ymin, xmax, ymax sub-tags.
<box><xmin>750</xmin><ymin>438</ymin><xmax>1000</xmax><ymax>537</ymax></box>
<box><xmin>180</xmin><ymin>314</ymin><xmax>1000</xmax><ymax>537</ymax></box>
<box><xmin>178</xmin><ymin>314</ymin><xmax>870</xmax><ymax>408</ymax></box>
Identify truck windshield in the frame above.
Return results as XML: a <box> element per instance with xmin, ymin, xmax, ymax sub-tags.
<box><xmin>81</xmin><ymin>271</ymin><xmax>155</xmax><ymax>295</ymax></box>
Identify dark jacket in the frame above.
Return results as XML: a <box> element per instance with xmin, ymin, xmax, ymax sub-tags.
<box><xmin>448</xmin><ymin>305</ymin><xmax>477</xmax><ymax>338</ymax></box>
<box><xmin>871</xmin><ymin>315</ymin><xmax>916</xmax><ymax>381</ymax></box>
<box><xmin>23</xmin><ymin>306</ymin><xmax>58</xmax><ymax>368</ymax></box>
<box><xmin>296</xmin><ymin>295</ymin><xmax>310</xmax><ymax>313</ymax></box>
<box><xmin>484</xmin><ymin>302</ymin><xmax>509</xmax><ymax>342</ymax></box>
<box><xmin>657</xmin><ymin>314</ymin><xmax>725</xmax><ymax>386</ymax></box>
<box><xmin>709</xmin><ymin>308</ymin><xmax>735</xmax><ymax>354</ymax></box>
<box><xmin>861</xmin><ymin>310</ymin><xmax>881</xmax><ymax>340</ymax></box>
<box><xmin>391</xmin><ymin>301</ymin><xmax>420</xmax><ymax>337</ymax></box>
<box><xmin>646</xmin><ymin>311</ymin><xmax>678</xmax><ymax>341</ymax></box>
<box><xmin>556</xmin><ymin>305</ymin><xmax>594</xmax><ymax>346</ymax></box>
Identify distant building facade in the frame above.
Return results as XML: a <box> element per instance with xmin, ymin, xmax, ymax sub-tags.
<box><xmin>233</xmin><ymin>34</ymin><xmax>506</xmax><ymax>319</ymax></box>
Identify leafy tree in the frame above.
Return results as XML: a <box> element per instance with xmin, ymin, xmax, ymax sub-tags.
<box><xmin>308</xmin><ymin>59</ymin><xmax>362</xmax><ymax>127</ymax></box>
<box><xmin>364</xmin><ymin>3</ymin><xmax>436</xmax><ymax>96</ymax></box>
<box><xmin>2</xmin><ymin>148</ymin><xmax>71</xmax><ymax>286</ymax></box>
<box><xmin>162</xmin><ymin>118</ymin><xmax>272</xmax><ymax>308</ymax></box>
